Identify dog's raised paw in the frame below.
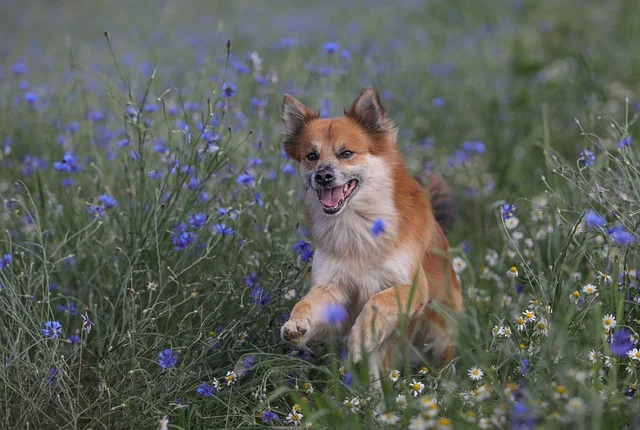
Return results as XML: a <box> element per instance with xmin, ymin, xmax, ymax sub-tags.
<box><xmin>281</xmin><ymin>319</ymin><xmax>309</xmax><ymax>344</ymax></box>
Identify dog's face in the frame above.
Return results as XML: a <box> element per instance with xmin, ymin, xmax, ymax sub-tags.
<box><xmin>281</xmin><ymin>88</ymin><xmax>397</xmax><ymax>216</ymax></box>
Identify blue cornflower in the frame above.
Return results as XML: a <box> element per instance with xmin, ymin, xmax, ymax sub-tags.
<box><xmin>147</xmin><ymin>170</ymin><xmax>163</xmax><ymax>180</ymax></box>
<box><xmin>213</xmin><ymin>223</ymin><xmax>234</xmax><ymax>236</ymax></box>
<box><xmin>462</xmin><ymin>140</ymin><xmax>487</xmax><ymax>154</ymax></box>
<box><xmin>511</xmin><ymin>401</ymin><xmax>534</xmax><ymax>430</ymax></box>
<box><xmin>189</xmin><ymin>213</ymin><xmax>207</xmax><ymax>230</ymax></box>
<box><xmin>68</xmin><ymin>335</ymin><xmax>82</xmax><ymax>345</ymax></box>
<box><xmin>610</xmin><ymin>328</ymin><xmax>634</xmax><ymax>357</ymax></box>
<box><xmin>237</xmin><ymin>172</ymin><xmax>255</xmax><ymax>186</ymax></box>
<box><xmin>24</xmin><ymin>92</ymin><xmax>38</xmax><ymax>104</ymax></box>
<box><xmin>87</xmin><ymin>204</ymin><xmax>106</xmax><ymax>220</ymax></box>
<box><xmin>187</xmin><ymin>177</ymin><xmax>201</xmax><ymax>190</ymax></box>
<box><xmin>618</xmin><ymin>137</ymin><xmax>633</xmax><ymax>148</ymax></box>
<box><xmin>82</xmin><ymin>312</ymin><xmax>94</xmax><ymax>334</ymax></box>
<box><xmin>432</xmin><ymin>97</ymin><xmax>445</xmax><ymax>107</ymax></box>
<box><xmin>12</xmin><ymin>62</ymin><xmax>28</xmax><ymax>75</ymax></box>
<box><xmin>41</xmin><ymin>320</ymin><xmax>63</xmax><ymax>339</ymax></box>
<box><xmin>98</xmin><ymin>195</ymin><xmax>119</xmax><ymax>209</ymax></box>
<box><xmin>0</xmin><ymin>253</ymin><xmax>11</xmax><ymax>269</ymax></box>
<box><xmin>245</xmin><ymin>273</ymin><xmax>260</xmax><ymax>288</ymax></box>
<box><xmin>173</xmin><ymin>231</ymin><xmax>197</xmax><ymax>250</ymax></box>
<box><xmin>46</xmin><ymin>368</ymin><xmax>62</xmax><ymax>385</ymax></box>
<box><xmin>157</xmin><ymin>349</ymin><xmax>178</xmax><ymax>369</ymax></box>
<box><xmin>371</xmin><ymin>218</ymin><xmax>386</xmax><ymax>236</ymax></box>
<box><xmin>196</xmin><ymin>382</ymin><xmax>217</xmax><ymax>397</ymax></box>
<box><xmin>322</xmin><ymin>304</ymin><xmax>347</xmax><ymax>325</ymax></box>
<box><xmin>53</xmin><ymin>152</ymin><xmax>80</xmax><ymax>173</ymax></box>
<box><xmin>611</xmin><ymin>227</ymin><xmax>634</xmax><ymax>245</ymax></box>
<box><xmin>579</xmin><ymin>149</ymin><xmax>595</xmax><ymax>167</ymax></box>
<box><xmin>261</xmin><ymin>410</ymin><xmax>278</xmax><ymax>423</ymax></box>
<box><xmin>584</xmin><ymin>209</ymin><xmax>605</xmax><ymax>228</ymax></box>
<box><xmin>56</xmin><ymin>301</ymin><xmax>77</xmax><ymax>315</ymax></box>
<box><xmin>293</xmin><ymin>240</ymin><xmax>314</xmax><ymax>263</ymax></box>
<box><xmin>221</xmin><ymin>82</ymin><xmax>237</xmax><ymax>98</ymax></box>
<box><xmin>281</xmin><ymin>163</ymin><xmax>295</xmax><ymax>176</ymax></box>
<box><xmin>251</xmin><ymin>287</ymin><xmax>272</xmax><ymax>307</ymax></box>
<box><xmin>344</xmin><ymin>371</ymin><xmax>353</xmax><ymax>388</ymax></box>
<box><xmin>323</xmin><ymin>41</ymin><xmax>340</xmax><ymax>54</ymax></box>
<box><xmin>87</xmin><ymin>110</ymin><xmax>104</xmax><ymax>122</ymax></box>
<box><xmin>501</xmin><ymin>203</ymin><xmax>516</xmax><ymax>220</ymax></box>
<box><xmin>625</xmin><ymin>384</ymin><xmax>636</xmax><ymax>398</ymax></box>
<box><xmin>519</xmin><ymin>358</ymin><xmax>530</xmax><ymax>375</ymax></box>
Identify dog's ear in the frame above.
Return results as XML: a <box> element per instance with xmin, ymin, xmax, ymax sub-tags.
<box><xmin>282</xmin><ymin>94</ymin><xmax>318</xmax><ymax>161</ymax></box>
<box><xmin>345</xmin><ymin>88</ymin><xmax>396</xmax><ymax>139</ymax></box>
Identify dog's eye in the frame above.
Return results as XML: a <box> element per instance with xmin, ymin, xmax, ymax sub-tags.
<box><xmin>306</xmin><ymin>153</ymin><xmax>319</xmax><ymax>161</ymax></box>
<box><xmin>338</xmin><ymin>150</ymin><xmax>353</xmax><ymax>159</ymax></box>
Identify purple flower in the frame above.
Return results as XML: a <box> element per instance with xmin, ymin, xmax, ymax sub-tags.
<box><xmin>611</xmin><ymin>228</ymin><xmax>634</xmax><ymax>245</ymax></box>
<box><xmin>610</xmin><ymin>328</ymin><xmax>634</xmax><ymax>357</ymax></box>
<box><xmin>98</xmin><ymin>195</ymin><xmax>119</xmax><ymax>209</ymax></box>
<box><xmin>0</xmin><ymin>253</ymin><xmax>11</xmax><ymax>269</ymax></box>
<box><xmin>213</xmin><ymin>223</ymin><xmax>234</xmax><ymax>236</ymax></box>
<box><xmin>68</xmin><ymin>335</ymin><xmax>82</xmax><ymax>345</ymax></box>
<box><xmin>261</xmin><ymin>410</ymin><xmax>278</xmax><ymax>423</ymax></box>
<box><xmin>293</xmin><ymin>240</ymin><xmax>313</xmax><ymax>263</ymax></box>
<box><xmin>46</xmin><ymin>368</ymin><xmax>63</xmax><ymax>385</ymax></box>
<box><xmin>519</xmin><ymin>358</ymin><xmax>530</xmax><ymax>375</ymax></box>
<box><xmin>87</xmin><ymin>204</ymin><xmax>106</xmax><ymax>220</ymax></box>
<box><xmin>371</xmin><ymin>218</ymin><xmax>386</xmax><ymax>236</ymax></box>
<box><xmin>221</xmin><ymin>82</ymin><xmax>237</xmax><ymax>98</ymax></box>
<box><xmin>24</xmin><ymin>92</ymin><xmax>38</xmax><ymax>104</ymax></box>
<box><xmin>511</xmin><ymin>401</ymin><xmax>535</xmax><ymax>430</ymax></box>
<box><xmin>323</xmin><ymin>41</ymin><xmax>340</xmax><ymax>54</ymax></box>
<box><xmin>251</xmin><ymin>287</ymin><xmax>272</xmax><ymax>307</ymax></box>
<box><xmin>501</xmin><ymin>203</ymin><xmax>516</xmax><ymax>220</ymax></box>
<box><xmin>584</xmin><ymin>209</ymin><xmax>605</xmax><ymax>228</ymax></box>
<box><xmin>189</xmin><ymin>213</ymin><xmax>207</xmax><ymax>230</ymax></box>
<box><xmin>321</xmin><ymin>304</ymin><xmax>347</xmax><ymax>325</ymax></box>
<box><xmin>157</xmin><ymin>349</ymin><xmax>178</xmax><ymax>369</ymax></box>
<box><xmin>196</xmin><ymin>382</ymin><xmax>217</xmax><ymax>397</ymax></box>
<box><xmin>618</xmin><ymin>137</ymin><xmax>633</xmax><ymax>148</ymax></box>
<box><xmin>173</xmin><ymin>231</ymin><xmax>197</xmax><ymax>250</ymax></box>
<box><xmin>82</xmin><ymin>312</ymin><xmax>94</xmax><ymax>334</ymax></box>
<box><xmin>579</xmin><ymin>149</ymin><xmax>595</xmax><ymax>167</ymax></box>
<box><xmin>41</xmin><ymin>320</ymin><xmax>63</xmax><ymax>339</ymax></box>
<box><xmin>237</xmin><ymin>172</ymin><xmax>254</xmax><ymax>186</ymax></box>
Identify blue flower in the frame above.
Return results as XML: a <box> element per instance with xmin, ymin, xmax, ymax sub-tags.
<box><xmin>261</xmin><ymin>411</ymin><xmax>278</xmax><ymax>423</ymax></box>
<box><xmin>221</xmin><ymin>82</ymin><xmax>237</xmax><ymax>98</ymax></box>
<box><xmin>157</xmin><ymin>349</ymin><xmax>178</xmax><ymax>369</ymax></box>
<box><xmin>196</xmin><ymin>382</ymin><xmax>217</xmax><ymax>397</ymax></box>
<box><xmin>24</xmin><ymin>92</ymin><xmax>38</xmax><ymax>104</ymax></box>
<box><xmin>618</xmin><ymin>137</ymin><xmax>633</xmax><ymax>147</ymax></box>
<box><xmin>12</xmin><ymin>62</ymin><xmax>28</xmax><ymax>75</ymax></box>
<box><xmin>98</xmin><ymin>195</ymin><xmax>119</xmax><ymax>209</ymax></box>
<box><xmin>173</xmin><ymin>230</ymin><xmax>197</xmax><ymax>250</ymax></box>
<box><xmin>213</xmin><ymin>223</ymin><xmax>234</xmax><ymax>236</ymax></box>
<box><xmin>87</xmin><ymin>204</ymin><xmax>106</xmax><ymax>220</ymax></box>
<box><xmin>501</xmin><ymin>203</ymin><xmax>516</xmax><ymax>220</ymax></box>
<box><xmin>53</xmin><ymin>152</ymin><xmax>80</xmax><ymax>173</ymax></box>
<box><xmin>245</xmin><ymin>273</ymin><xmax>260</xmax><ymax>288</ymax></box>
<box><xmin>82</xmin><ymin>312</ymin><xmax>94</xmax><ymax>334</ymax></box>
<box><xmin>462</xmin><ymin>140</ymin><xmax>486</xmax><ymax>154</ymax></box>
<box><xmin>56</xmin><ymin>301</ymin><xmax>78</xmax><ymax>315</ymax></box>
<box><xmin>610</xmin><ymin>328</ymin><xmax>634</xmax><ymax>357</ymax></box>
<box><xmin>237</xmin><ymin>172</ymin><xmax>255</xmax><ymax>186</ymax></box>
<box><xmin>519</xmin><ymin>358</ymin><xmax>530</xmax><ymax>375</ymax></box>
<box><xmin>0</xmin><ymin>253</ymin><xmax>11</xmax><ymax>269</ymax></box>
<box><xmin>294</xmin><ymin>240</ymin><xmax>313</xmax><ymax>263</ymax></box>
<box><xmin>323</xmin><ymin>41</ymin><xmax>340</xmax><ymax>54</ymax></box>
<box><xmin>584</xmin><ymin>209</ymin><xmax>605</xmax><ymax>228</ymax></box>
<box><xmin>282</xmin><ymin>163</ymin><xmax>295</xmax><ymax>175</ymax></box>
<box><xmin>432</xmin><ymin>97</ymin><xmax>445</xmax><ymax>107</ymax></box>
<box><xmin>251</xmin><ymin>287</ymin><xmax>272</xmax><ymax>307</ymax></box>
<box><xmin>371</xmin><ymin>218</ymin><xmax>386</xmax><ymax>236</ymax></box>
<box><xmin>579</xmin><ymin>149</ymin><xmax>595</xmax><ymax>167</ymax></box>
<box><xmin>189</xmin><ymin>213</ymin><xmax>207</xmax><ymax>230</ymax></box>
<box><xmin>511</xmin><ymin>401</ymin><xmax>534</xmax><ymax>430</ymax></box>
<box><xmin>68</xmin><ymin>335</ymin><xmax>82</xmax><ymax>345</ymax></box>
<box><xmin>41</xmin><ymin>320</ymin><xmax>63</xmax><ymax>339</ymax></box>
<box><xmin>611</xmin><ymin>227</ymin><xmax>634</xmax><ymax>245</ymax></box>
<box><xmin>322</xmin><ymin>304</ymin><xmax>347</xmax><ymax>325</ymax></box>
<box><xmin>46</xmin><ymin>368</ymin><xmax>62</xmax><ymax>385</ymax></box>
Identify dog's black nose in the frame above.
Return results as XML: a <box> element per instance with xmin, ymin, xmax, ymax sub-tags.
<box><xmin>314</xmin><ymin>167</ymin><xmax>334</xmax><ymax>185</ymax></box>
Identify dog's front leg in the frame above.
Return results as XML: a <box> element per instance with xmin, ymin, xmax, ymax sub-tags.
<box><xmin>348</xmin><ymin>276</ymin><xmax>428</xmax><ymax>364</ymax></box>
<box><xmin>281</xmin><ymin>284</ymin><xmax>344</xmax><ymax>346</ymax></box>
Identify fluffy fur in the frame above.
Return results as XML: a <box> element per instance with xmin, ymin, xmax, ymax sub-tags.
<box><xmin>280</xmin><ymin>88</ymin><xmax>462</xmax><ymax>382</ymax></box>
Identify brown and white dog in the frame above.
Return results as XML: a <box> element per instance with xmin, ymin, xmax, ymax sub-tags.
<box><xmin>280</xmin><ymin>88</ymin><xmax>462</xmax><ymax>382</ymax></box>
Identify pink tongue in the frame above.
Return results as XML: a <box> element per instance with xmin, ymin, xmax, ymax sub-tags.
<box><xmin>320</xmin><ymin>186</ymin><xmax>344</xmax><ymax>207</ymax></box>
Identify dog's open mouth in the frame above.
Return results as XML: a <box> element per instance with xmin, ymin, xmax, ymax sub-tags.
<box><xmin>316</xmin><ymin>179</ymin><xmax>359</xmax><ymax>214</ymax></box>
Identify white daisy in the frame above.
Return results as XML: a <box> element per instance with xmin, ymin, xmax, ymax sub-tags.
<box><xmin>159</xmin><ymin>416</ymin><xmax>169</xmax><ymax>430</ymax></box>
<box><xmin>569</xmin><ymin>291</ymin><xmax>581</xmax><ymax>304</ymax></box>
<box><xmin>515</xmin><ymin>316</ymin><xmax>526</xmax><ymax>331</ymax></box>
<box><xmin>522</xmin><ymin>310</ymin><xmax>536</xmax><ymax>322</ymax></box>
<box><xmin>388</xmin><ymin>369</ymin><xmax>400</xmax><ymax>382</ymax></box>
<box><xmin>588</xmin><ymin>350</ymin><xmax>601</xmax><ymax>363</ymax></box>
<box><xmin>627</xmin><ymin>348</ymin><xmax>640</xmax><ymax>361</ymax></box>
<box><xmin>452</xmin><ymin>256</ymin><xmax>467</xmax><ymax>274</ymax></box>
<box><xmin>468</xmin><ymin>366</ymin><xmax>484</xmax><ymax>381</ymax></box>
<box><xmin>343</xmin><ymin>397</ymin><xmax>360</xmax><ymax>413</ymax></box>
<box><xmin>286</xmin><ymin>411</ymin><xmax>304</xmax><ymax>426</ymax></box>
<box><xmin>284</xmin><ymin>289</ymin><xmax>297</xmax><ymax>300</ymax></box>
<box><xmin>505</xmin><ymin>216</ymin><xmax>520</xmax><ymax>230</ymax></box>
<box><xmin>566</xmin><ymin>397</ymin><xmax>585</xmax><ymax>414</ymax></box>
<box><xmin>582</xmin><ymin>283</ymin><xmax>597</xmax><ymax>295</ymax></box>
<box><xmin>225</xmin><ymin>370</ymin><xmax>237</xmax><ymax>386</ymax></box>
<box><xmin>602</xmin><ymin>314</ymin><xmax>617</xmax><ymax>330</ymax></box>
<box><xmin>408</xmin><ymin>416</ymin><xmax>431</xmax><ymax>430</ymax></box>
<box><xmin>535</xmin><ymin>318</ymin><xmax>549</xmax><ymax>336</ymax></box>
<box><xmin>395</xmin><ymin>394</ymin><xmax>407</xmax><ymax>410</ymax></box>
<box><xmin>409</xmin><ymin>379</ymin><xmax>425</xmax><ymax>397</ymax></box>
<box><xmin>379</xmin><ymin>412</ymin><xmax>400</xmax><ymax>425</ymax></box>
<box><xmin>597</xmin><ymin>271</ymin><xmax>612</xmax><ymax>284</ymax></box>
<box><xmin>506</xmin><ymin>266</ymin><xmax>518</xmax><ymax>279</ymax></box>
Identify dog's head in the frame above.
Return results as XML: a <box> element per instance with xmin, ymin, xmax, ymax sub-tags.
<box><xmin>281</xmin><ymin>88</ymin><xmax>398</xmax><ymax>216</ymax></box>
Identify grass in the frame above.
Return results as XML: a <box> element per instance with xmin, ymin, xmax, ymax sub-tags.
<box><xmin>2</xmin><ymin>0</ymin><xmax>640</xmax><ymax>428</ymax></box>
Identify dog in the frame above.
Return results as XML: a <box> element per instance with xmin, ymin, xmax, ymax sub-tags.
<box><xmin>279</xmin><ymin>88</ymin><xmax>462</xmax><ymax>382</ymax></box>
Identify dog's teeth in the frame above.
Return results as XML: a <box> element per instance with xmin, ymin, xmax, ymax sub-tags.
<box><xmin>343</xmin><ymin>184</ymin><xmax>348</xmax><ymax>193</ymax></box>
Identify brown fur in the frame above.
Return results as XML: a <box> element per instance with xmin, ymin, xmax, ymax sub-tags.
<box><xmin>280</xmin><ymin>88</ymin><xmax>462</xmax><ymax>382</ymax></box>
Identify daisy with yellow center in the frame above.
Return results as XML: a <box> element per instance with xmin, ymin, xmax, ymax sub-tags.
<box><xmin>626</xmin><ymin>348</ymin><xmax>640</xmax><ymax>361</ymax></box>
<box><xmin>303</xmin><ymin>382</ymin><xmax>313</xmax><ymax>394</ymax></box>
<box><xmin>419</xmin><ymin>366</ymin><xmax>429</xmax><ymax>375</ymax></box>
<box><xmin>287</xmin><ymin>411</ymin><xmax>304</xmax><ymax>426</ymax></box>
<box><xmin>515</xmin><ymin>317</ymin><xmax>526</xmax><ymax>331</ymax></box>
<box><xmin>379</xmin><ymin>412</ymin><xmax>400</xmax><ymax>425</ymax></box>
<box><xmin>502</xmin><ymin>326</ymin><xmax>512</xmax><ymax>337</ymax></box>
<box><xmin>437</xmin><ymin>417</ymin><xmax>453</xmax><ymax>429</ymax></box>
<box><xmin>225</xmin><ymin>370</ymin><xmax>236</xmax><ymax>386</ymax></box>
<box><xmin>503</xmin><ymin>295</ymin><xmax>512</xmax><ymax>306</ymax></box>
<box><xmin>468</xmin><ymin>366</ymin><xmax>483</xmax><ymax>381</ymax></box>
<box><xmin>554</xmin><ymin>385</ymin><xmax>568</xmax><ymax>399</ymax></box>
<box><xmin>410</xmin><ymin>379</ymin><xmax>425</xmax><ymax>397</ymax></box>
<box><xmin>292</xmin><ymin>404</ymin><xmax>302</xmax><ymax>413</ymax></box>
<box><xmin>506</xmin><ymin>266</ymin><xmax>518</xmax><ymax>279</ymax></box>
<box><xmin>602</xmin><ymin>314</ymin><xmax>617</xmax><ymax>330</ymax></box>
<box><xmin>452</xmin><ymin>256</ymin><xmax>467</xmax><ymax>274</ymax></box>
<box><xmin>569</xmin><ymin>291</ymin><xmax>581</xmax><ymax>304</ymax></box>
<box><xmin>536</xmin><ymin>318</ymin><xmax>549</xmax><ymax>336</ymax></box>
<box><xmin>566</xmin><ymin>397</ymin><xmax>585</xmax><ymax>413</ymax></box>
<box><xmin>597</xmin><ymin>271</ymin><xmax>612</xmax><ymax>284</ymax></box>
<box><xmin>388</xmin><ymin>369</ymin><xmax>400</xmax><ymax>382</ymax></box>
<box><xmin>582</xmin><ymin>283</ymin><xmax>597</xmax><ymax>295</ymax></box>
<box><xmin>523</xmin><ymin>310</ymin><xmax>536</xmax><ymax>322</ymax></box>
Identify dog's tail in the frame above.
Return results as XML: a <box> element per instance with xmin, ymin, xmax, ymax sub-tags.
<box><xmin>421</xmin><ymin>173</ymin><xmax>455</xmax><ymax>235</ymax></box>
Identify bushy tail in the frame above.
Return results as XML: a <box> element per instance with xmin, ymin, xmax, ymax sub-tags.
<box><xmin>420</xmin><ymin>173</ymin><xmax>455</xmax><ymax>235</ymax></box>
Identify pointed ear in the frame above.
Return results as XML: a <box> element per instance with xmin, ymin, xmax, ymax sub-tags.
<box><xmin>344</xmin><ymin>88</ymin><xmax>396</xmax><ymax>138</ymax></box>
<box><xmin>281</xmin><ymin>94</ymin><xmax>318</xmax><ymax>160</ymax></box>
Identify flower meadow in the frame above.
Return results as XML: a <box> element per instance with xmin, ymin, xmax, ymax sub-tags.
<box><xmin>2</xmin><ymin>0</ymin><xmax>640</xmax><ymax>428</ymax></box>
